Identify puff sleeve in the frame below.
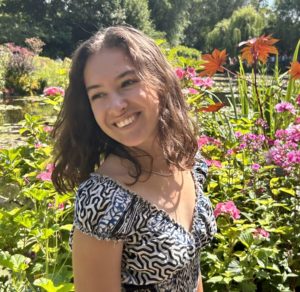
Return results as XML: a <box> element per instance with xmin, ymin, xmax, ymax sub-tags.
<box><xmin>193</xmin><ymin>151</ymin><xmax>217</xmax><ymax>248</ymax></box>
<box><xmin>193</xmin><ymin>151</ymin><xmax>209</xmax><ymax>186</ymax></box>
<box><xmin>69</xmin><ymin>174</ymin><xmax>133</xmax><ymax>248</ymax></box>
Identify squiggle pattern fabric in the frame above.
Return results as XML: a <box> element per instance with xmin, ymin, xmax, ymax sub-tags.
<box><xmin>69</xmin><ymin>154</ymin><xmax>217</xmax><ymax>291</ymax></box>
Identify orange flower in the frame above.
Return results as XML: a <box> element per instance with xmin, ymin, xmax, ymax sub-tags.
<box><xmin>198</xmin><ymin>102</ymin><xmax>225</xmax><ymax>112</ymax></box>
<box><xmin>289</xmin><ymin>61</ymin><xmax>300</xmax><ymax>80</ymax></box>
<box><xmin>199</xmin><ymin>49</ymin><xmax>227</xmax><ymax>76</ymax></box>
<box><xmin>239</xmin><ymin>35</ymin><xmax>279</xmax><ymax>65</ymax></box>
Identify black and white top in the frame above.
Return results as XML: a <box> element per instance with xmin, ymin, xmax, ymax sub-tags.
<box><xmin>69</xmin><ymin>154</ymin><xmax>217</xmax><ymax>292</ymax></box>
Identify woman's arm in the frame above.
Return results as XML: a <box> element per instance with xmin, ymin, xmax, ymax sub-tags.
<box><xmin>197</xmin><ymin>272</ymin><xmax>204</xmax><ymax>292</ymax></box>
<box><xmin>72</xmin><ymin>228</ymin><xmax>123</xmax><ymax>292</ymax></box>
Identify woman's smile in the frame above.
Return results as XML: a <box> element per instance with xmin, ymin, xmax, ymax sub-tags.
<box><xmin>114</xmin><ymin>112</ymin><xmax>140</xmax><ymax>128</ymax></box>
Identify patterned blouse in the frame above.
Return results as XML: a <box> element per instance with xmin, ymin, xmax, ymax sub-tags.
<box><xmin>69</xmin><ymin>154</ymin><xmax>217</xmax><ymax>292</ymax></box>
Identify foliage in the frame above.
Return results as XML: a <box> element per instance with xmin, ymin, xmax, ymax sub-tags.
<box><xmin>269</xmin><ymin>0</ymin><xmax>300</xmax><ymax>54</ymax></box>
<box><xmin>175</xmin><ymin>35</ymin><xmax>300</xmax><ymax>290</ymax></box>
<box><xmin>183</xmin><ymin>0</ymin><xmax>247</xmax><ymax>50</ymax></box>
<box><xmin>0</xmin><ymin>42</ymin><xmax>70</xmax><ymax>97</ymax></box>
<box><xmin>149</xmin><ymin>0</ymin><xmax>192</xmax><ymax>46</ymax></box>
<box><xmin>0</xmin><ymin>45</ymin><xmax>10</xmax><ymax>97</ymax></box>
<box><xmin>3</xmin><ymin>43</ymin><xmax>36</xmax><ymax>96</ymax></box>
<box><xmin>0</xmin><ymin>93</ymin><xmax>74</xmax><ymax>291</ymax></box>
<box><xmin>0</xmin><ymin>0</ymin><xmax>156</xmax><ymax>57</ymax></box>
<box><xmin>206</xmin><ymin>6</ymin><xmax>266</xmax><ymax>56</ymax></box>
<box><xmin>122</xmin><ymin>0</ymin><xmax>154</xmax><ymax>35</ymax></box>
<box><xmin>32</xmin><ymin>57</ymin><xmax>71</xmax><ymax>90</ymax></box>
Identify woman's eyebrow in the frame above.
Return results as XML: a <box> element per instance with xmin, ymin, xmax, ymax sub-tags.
<box><xmin>86</xmin><ymin>69</ymin><xmax>136</xmax><ymax>92</ymax></box>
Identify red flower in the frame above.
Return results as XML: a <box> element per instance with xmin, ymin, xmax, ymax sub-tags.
<box><xmin>198</xmin><ymin>102</ymin><xmax>225</xmax><ymax>112</ymax></box>
<box><xmin>239</xmin><ymin>35</ymin><xmax>278</xmax><ymax>65</ymax></box>
<box><xmin>199</xmin><ymin>49</ymin><xmax>227</xmax><ymax>76</ymax></box>
<box><xmin>289</xmin><ymin>61</ymin><xmax>300</xmax><ymax>80</ymax></box>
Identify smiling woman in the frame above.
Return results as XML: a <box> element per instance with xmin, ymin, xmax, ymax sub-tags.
<box><xmin>51</xmin><ymin>26</ymin><xmax>216</xmax><ymax>292</ymax></box>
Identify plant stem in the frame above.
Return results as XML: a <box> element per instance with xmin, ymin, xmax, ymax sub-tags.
<box><xmin>253</xmin><ymin>61</ymin><xmax>264</xmax><ymax>121</ymax></box>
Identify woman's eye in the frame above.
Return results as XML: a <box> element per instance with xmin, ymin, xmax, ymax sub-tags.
<box><xmin>122</xmin><ymin>79</ymin><xmax>138</xmax><ymax>87</ymax></box>
<box><xmin>90</xmin><ymin>92</ymin><xmax>106</xmax><ymax>100</ymax></box>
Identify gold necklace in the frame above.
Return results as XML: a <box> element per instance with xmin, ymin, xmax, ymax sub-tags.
<box><xmin>149</xmin><ymin>169</ymin><xmax>174</xmax><ymax>177</ymax></box>
<box><xmin>142</xmin><ymin>168</ymin><xmax>174</xmax><ymax>177</ymax></box>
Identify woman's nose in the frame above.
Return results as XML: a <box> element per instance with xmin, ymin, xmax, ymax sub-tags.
<box><xmin>109</xmin><ymin>92</ymin><xmax>128</xmax><ymax>115</ymax></box>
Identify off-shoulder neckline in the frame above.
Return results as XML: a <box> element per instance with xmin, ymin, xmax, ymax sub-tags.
<box><xmin>88</xmin><ymin>169</ymin><xmax>201</xmax><ymax>238</ymax></box>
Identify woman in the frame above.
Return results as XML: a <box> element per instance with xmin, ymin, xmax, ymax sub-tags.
<box><xmin>52</xmin><ymin>26</ymin><xmax>217</xmax><ymax>292</ymax></box>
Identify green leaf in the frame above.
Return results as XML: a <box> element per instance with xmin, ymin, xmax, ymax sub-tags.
<box><xmin>278</xmin><ymin>187</ymin><xmax>295</xmax><ymax>196</ymax></box>
<box><xmin>240</xmin><ymin>281</ymin><xmax>257</xmax><ymax>292</ymax></box>
<box><xmin>207</xmin><ymin>275</ymin><xmax>224</xmax><ymax>283</ymax></box>
<box><xmin>40</xmin><ymin>228</ymin><xmax>55</xmax><ymax>240</ymax></box>
<box><xmin>34</xmin><ymin>278</ymin><xmax>74</xmax><ymax>292</ymax></box>
<box><xmin>266</xmin><ymin>264</ymin><xmax>280</xmax><ymax>273</ymax></box>
<box><xmin>10</xmin><ymin>254</ymin><xmax>30</xmax><ymax>272</ymax></box>
<box><xmin>234</xmin><ymin>275</ymin><xmax>245</xmax><ymax>282</ymax></box>
<box><xmin>34</xmin><ymin>278</ymin><xmax>58</xmax><ymax>291</ymax></box>
<box><xmin>270</xmin><ymin>177</ymin><xmax>280</xmax><ymax>188</ymax></box>
<box><xmin>13</xmin><ymin>212</ymin><xmax>36</xmax><ymax>229</ymax></box>
<box><xmin>59</xmin><ymin>224</ymin><xmax>73</xmax><ymax>231</ymax></box>
<box><xmin>239</xmin><ymin>231</ymin><xmax>253</xmax><ymax>249</ymax></box>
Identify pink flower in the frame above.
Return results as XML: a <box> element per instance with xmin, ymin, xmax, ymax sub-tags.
<box><xmin>34</xmin><ymin>142</ymin><xmax>43</xmax><ymax>148</ymax></box>
<box><xmin>235</xmin><ymin>131</ymin><xmax>242</xmax><ymax>138</ymax></box>
<box><xmin>255</xmin><ymin>118</ymin><xmax>269</xmax><ymax>129</ymax></box>
<box><xmin>46</xmin><ymin>163</ymin><xmax>55</xmax><ymax>172</ymax></box>
<box><xmin>43</xmin><ymin>125</ymin><xmax>53</xmax><ymax>132</ymax></box>
<box><xmin>275</xmin><ymin>102</ymin><xmax>296</xmax><ymax>114</ymax></box>
<box><xmin>251</xmin><ymin>163</ymin><xmax>261</xmax><ymax>171</ymax></box>
<box><xmin>43</xmin><ymin>86</ymin><xmax>65</xmax><ymax>97</ymax></box>
<box><xmin>188</xmin><ymin>88</ymin><xmax>198</xmax><ymax>94</ymax></box>
<box><xmin>186</xmin><ymin>67</ymin><xmax>196</xmax><ymax>77</ymax></box>
<box><xmin>37</xmin><ymin>171</ymin><xmax>52</xmax><ymax>181</ymax></box>
<box><xmin>58</xmin><ymin>203</ymin><xmax>65</xmax><ymax>210</ymax></box>
<box><xmin>206</xmin><ymin>159</ymin><xmax>222</xmax><ymax>168</ymax></box>
<box><xmin>192</xmin><ymin>77</ymin><xmax>214</xmax><ymax>88</ymax></box>
<box><xmin>214</xmin><ymin>201</ymin><xmax>240</xmax><ymax>220</ymax></box>
<box><xmin>296</xmin><ymin>95</ymin><xmax>300</xmax><ymax>106</ymax></box>
<box><xmin>37</xmin><ymin>163</ymin><xmax>54</xmax><ymax>182</ymax></box>
<box><xmin>226</xmin><ymin>149</ymin><xmax>234</xmax><ymax>155</ymax></box>
<box><xmin>252</xmin><ymin>228</ymin><xmax>270</xmax><ymax>238</ymax></box>
<box><xmin>267</xmin><ymin>125</ymin><xmax>300</xmax><ymax>172</ymax></box>
<box><xmin>197</xmin><ymin>135</ymin><xmax>222</xmax><ymax>148</ymax></box>
<box><xmin>48</xmin><ymin>201</ymin><xmax>65</xmax><ymax>210</ymax></box>
<box><xmin>237</xmin><ymin>133</ymin><xmax>266</xmax><ymax>151</ymax></box>
<box><xmin>175</xmin><ymin>68</ymin><xmax>185</xmax><ymax>80</ymax></box>
<box><xmin>295</xmin><ymin>117</ymin><xmax>300</xmax><ymax>124</ymax></box>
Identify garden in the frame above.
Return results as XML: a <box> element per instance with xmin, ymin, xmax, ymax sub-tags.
<box><xmin>0</xmin><ymin>25</ymin><xmax>300</xmax><ymax>292</ymax></box>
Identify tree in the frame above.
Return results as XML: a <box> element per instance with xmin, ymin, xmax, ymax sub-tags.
<box><xmin>122</xmin><ymin>0</ymin><xmax>154</xmax><ymax>35</ymax></box>
<box><xmin>148</xmin><ymin>0</ymin><xmax>191</xmax><ymax>45</ymax></box>
<box><xmin>206</xmin><ymin>6</ymin><xmax>265</xmax><ymax>55</ymax></box>
<box><xmin>268</xmin><ymin>0</ymin><xmax>300</xmax><ymax>55</ymax></box>
<box><xmin>183</xmin><ymin>0</ymin><xmax>247</xmax><ymax>50</ymax></box>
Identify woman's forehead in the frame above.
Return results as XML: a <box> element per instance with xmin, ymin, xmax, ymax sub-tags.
<box><xmin>84</xmin><ymin>48</ymin><xmax>136</xmax><ymax>80</ymax></box>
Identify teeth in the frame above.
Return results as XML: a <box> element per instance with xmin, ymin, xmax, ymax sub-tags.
<box><xmin>116</xmin><ymin>114</ymin><xmax>136</xmax><ymax>128</ymax></box>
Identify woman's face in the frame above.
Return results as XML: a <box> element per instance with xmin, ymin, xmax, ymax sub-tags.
<box><xmin>84</xmin><ymin>48</ymin><xmax>160</xmax><ymax>151</ymax></box>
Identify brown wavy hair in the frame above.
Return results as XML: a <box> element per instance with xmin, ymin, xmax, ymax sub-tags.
<box><xmin>52</xmin><ymin>25</ymin><xmax>198</xmax><ymax>193</ymax></box>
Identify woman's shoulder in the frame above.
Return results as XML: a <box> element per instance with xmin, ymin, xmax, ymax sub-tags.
<box><xmin>73</xmin><ymin>158</ymin><xmax>135</xmax><ymax>241</ymax></box>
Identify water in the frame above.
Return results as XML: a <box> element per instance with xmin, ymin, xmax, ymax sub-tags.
<box><xmin>0</xmin><ymin>96</ymin><xmax>56</xmax><ymax>148</ymax></box>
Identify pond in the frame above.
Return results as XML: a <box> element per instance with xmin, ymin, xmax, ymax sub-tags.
<box><xmin>0</xmin><ymin>96</ymin><xmax>56</xmax><ymax>148</ymax></box>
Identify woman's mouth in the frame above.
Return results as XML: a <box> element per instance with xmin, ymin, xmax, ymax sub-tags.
<box><xmin>115</xmin><ymin>113</ymin><xmax>140</xmax><ymax>128</ymax></box>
